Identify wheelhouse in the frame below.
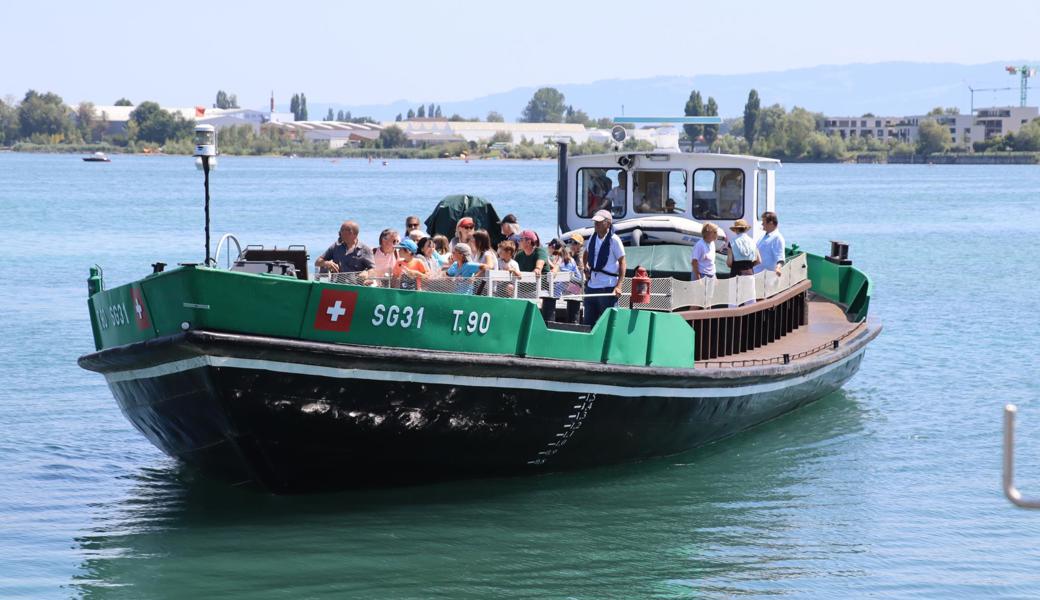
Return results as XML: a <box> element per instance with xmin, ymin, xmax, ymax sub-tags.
<box><xmin>559</xmin><ymin>143</ymin><xmax>780</xmax><ymax>244</ymax></box>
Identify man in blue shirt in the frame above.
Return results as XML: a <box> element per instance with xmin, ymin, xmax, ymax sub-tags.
<box><xmin>754</xmin><ymin>211</ymin><xmax>785</xmax><ymax>276</ymax></box>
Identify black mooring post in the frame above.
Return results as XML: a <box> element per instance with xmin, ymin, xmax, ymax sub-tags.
<box><xmin>202</xmin><ymin>155</ymin><xmax>211</xmax><ymax>265</ymax></box>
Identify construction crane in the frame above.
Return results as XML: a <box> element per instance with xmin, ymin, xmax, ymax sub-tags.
<box><xmin>1006</xmin><ymin>65</ymin><xmax>1037</xmax><ymax>106</ymax></box>
<box><xmin>968</xmin><ymin>85</ymin><xmax>1014</xmax><ymax>114</ymax></box>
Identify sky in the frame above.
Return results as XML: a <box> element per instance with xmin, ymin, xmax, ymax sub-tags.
<box><xmin>3</xmin><ymin>0</ymin><xmax>1039</xmax><ymax>110</ymax></box>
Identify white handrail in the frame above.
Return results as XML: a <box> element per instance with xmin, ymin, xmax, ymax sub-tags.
<box><xmin>1004</xmin><ymin>404</ymin><xmax>1040</xmax><ymax>508</ymax></box>
<box><xmin>212</xmin><ymin>233</ymin><xmax>243</xmax><ymax>269</ymax></box>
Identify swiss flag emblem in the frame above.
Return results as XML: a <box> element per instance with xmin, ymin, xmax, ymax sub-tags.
<box><xmin>314</xmin><ymin>289</ymin><xmax>358</xmax><ymax>333</ymax></box>
<box><xmin>131</xmin><ymin>287</ymin><xmax>151</xmax><ymax>331</ymax></box>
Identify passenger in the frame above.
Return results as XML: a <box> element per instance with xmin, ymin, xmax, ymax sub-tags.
<box><xmin>603</xmin><ymin>170</ymin><xmax>627</xmax><ymax>213</ymax></box>
<box><xmin>516</xmin><ymin>230</ymin><xmax>550</xmax><ymax>274</ymax></box>
<box><xmin>392</xmin><ymin>238</ymin><xmax>428</xmax><ymax>290</ymax></box>
<box><xmin>371</xmin><ymin>228</ymin><xmax>400</xmax><ymax>281</ymax></box>
<box><xmin>754</xmin><ymin>211</ymin><xmax>786</xmax><ymax>276</ymax></box>
<box><xmin>415</xmin><ymin>237</ymin><xmax>441</xmax><ymax>275</ymax></box>
<box><xmin>496</xmin><ymin>240</ymin><xmax>522</xmax><ymax>276</ymax></box>
<box><xmin>500</xmin><ymin>214</ymin><xmax>522</xmax><ymax>244</ymax></box>
<box><xmin>546</xmin><ymin>238</ymin><xmax>563</xmax><ymax>270</ymax></box>
<box><xmin>691</xmin><ymin>222</ymin><xmax>718</xmax><ymax>281</ymax></box>
<box><xmin>471</xmin><ymin>229</ymin><xmax>497</xmax><ymax>271</ymax></box>
<box><xmin>315</xmin><ymin>220</ymin><xmax>374</xmax><ymax>275</ymax></box>
<box><xmin>404</xmin><ymin>215</ymin><xmax>424</xmax><ymax>236</ymax></box>
<box><xmin>719</xmin><ymin>171</ymin><xmax>743</xmax><ymax>218</ymax></box>
<box><xmin>407</xmin><ymin>228</ymin><xmax>427</xmax><ymax>243</ymax></box>
<box><xmin>432</xmin><ymin>234</ymin><xmax>451</xmax><ymax>267</ymax></box>
<box><xmin>552</xmin><ymin>246</ymin><xmax>583</xmax><ymax>296</ymax></box>
<box><xmin>449</xmin><ymin>216</ymin><xmax>475</xmax><ymax>250</ymax></box>
<box><xmin>446</xmin><ymin>243</ymin><xmax>482</xmax><ymax>278</ymax></box>
<box><xmin>725</xmin><ymin>219</ymin><xmax>760</xmax><ymax>277</ymax></box>
<box><xmin>582</xmin><ymin>209</ymin><xmax>626</xmax><ymax>325</ymax></box>
<box><xmin>565</xmin><ymin>232</ymin><xmax>585</xmax><ymax>266</ymax></box>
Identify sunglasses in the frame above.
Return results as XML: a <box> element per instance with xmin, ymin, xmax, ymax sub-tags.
<box><xmin>406</xmin><ymin>223</ymin><xmax>420</xmax><ymax>228</ymax></box>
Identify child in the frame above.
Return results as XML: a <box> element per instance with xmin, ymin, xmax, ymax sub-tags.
<box><xmin>552</xmin><ymin>246</ymin><xmax>583</xmax><ymax>296</ymax></box>
<box><xmin>392</xmin><ymin>239</ymin><xmax>428</xmax><ymax>290</ymax></box>
<box><xmin>496</xmin><ymin>240</ymin><xmax>522</xmax><ymax>277</ymax></box>
<box><xmin>432</xmin><ymin>234</ymin><xmax>451</xmax><ymax>268</ymax></box>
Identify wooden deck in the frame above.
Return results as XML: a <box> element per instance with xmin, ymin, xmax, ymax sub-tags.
<box><xmin>696</xmin><ymin>296</ymin><xmax>864</xmax><ymax>369</ymax></box>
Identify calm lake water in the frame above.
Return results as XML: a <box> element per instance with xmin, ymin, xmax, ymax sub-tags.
<box><xmin>1</xmin><ymin>153</ymin><xmax>1039</xmax><ymax>599</ymax></box>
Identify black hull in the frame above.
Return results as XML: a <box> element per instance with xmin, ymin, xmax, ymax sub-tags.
<box><xmin>80</xmin><ymin>326</ymin><xmax>878</xmax><ymax>493</ymax></box>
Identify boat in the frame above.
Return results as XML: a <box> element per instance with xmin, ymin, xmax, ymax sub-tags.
<box><xmin>77</xmin><ymin>119</ymin><xmax>880</xmax><ymax>493</ymax></box>
<box><xmin>82</xmin><ymin>151</ymin><xmax>111</xmax><ymax>162</ymax></box>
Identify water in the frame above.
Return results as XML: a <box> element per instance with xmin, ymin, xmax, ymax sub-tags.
<box><xmin>1</xmin><ymin>153</ymin><xmax>1039</xmax><ymax>598</ymax></box>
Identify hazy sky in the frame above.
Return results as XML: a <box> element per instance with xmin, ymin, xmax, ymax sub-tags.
<box><xmin>4</xmin><ymin>0</ymin><xmax>1038</xmax><ymax>109</ymax></box>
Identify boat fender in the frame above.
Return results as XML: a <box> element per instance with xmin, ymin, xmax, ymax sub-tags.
<box><xmin>631</xmin><ymin>228</ymin><xmax>643</xmax><ymax>247</ymax></box>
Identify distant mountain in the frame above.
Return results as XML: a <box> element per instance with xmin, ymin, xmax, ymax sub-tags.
<box><xmin>300</xmin><ymin>61</ymin><xmax>1039</xmax><ymax>122</ymax></box>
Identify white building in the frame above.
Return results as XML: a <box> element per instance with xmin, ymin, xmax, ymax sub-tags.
<box><xmin>822</xmin><ymin>106</ymin><xmax>1039</xmax><ymax>146</ymax></box>
<box><xmin>381</xmin><ymin>119</ymin><xmax>589</xmax><ymax>145</ymax></box>
<box><xmin>266</xmin><ymin>121</ymin><xmax>383</xmax><ymax>148</ymax></box>
<box><xmin>88</xmin><ymin>105</ymin><xmax>295</xmax><ymax>136</ymax></box>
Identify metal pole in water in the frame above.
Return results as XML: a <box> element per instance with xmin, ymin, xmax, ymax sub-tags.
<box><xmin>1004</xmin><ymin>404</ymin><xmax>1040</xmax><ymax>508</ymax></box>
<box><xmin>203</xmin><ymin>155</ymin><xmax>211</xmax><ymax>265</ymax></box>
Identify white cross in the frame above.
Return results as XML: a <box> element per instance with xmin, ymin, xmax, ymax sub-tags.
<box><xmin>134</xmin><ymin>298</ymin><xmax>143</xmax><ymax>320</ymax></box>
<box><xmin>326</xmin><ymin>300</ymin><xmax>347</xmax><ymax>322</ymax></box>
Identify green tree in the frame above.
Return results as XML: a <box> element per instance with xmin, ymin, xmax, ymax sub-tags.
<box><xmin>917</xmin><ymin>119</ymin><xmax>949</xmax><ymax>155</ymax></box>
<box><xmin>395</xmin><ymin>113</ymin><xmax>402</xmax><ymax>122</ymax></box>
<box><xmin>434</xmin><ymin>105</ymin><xmax>443</xmax><ymax>118</ymax></box>
<box><xmin>417</xmin><ymin>104</ymin><xmax>426</xmax><ymax>118</ymax></box>
<box><xmin>299</xmin><ymin>94</ymin><xmax>308</xmax><ymax>121</ymax></box>
<box><xmin>743</xmin><ymin>89</ymin><xmax>760</xmax><ymax>145</ymax></box>
<box><xmin>428</xmin><ymin>103</ymin><xmax>435</xmax><ymax>118</ymax></box>
<box><xmin>486</xmin><ymin>111</ymin><xmax>504</xmax><ymax>122</ymax></box>
<box><xmin>1012</xmin><ymin>118</ymin><xmax>1040</xmax><ymax>151</ymax></box>
<box><xmin>683</xmin><ymin>90</ymin><xmax>704</xmax><ymax>139</ymax></box>
<box><xmin>290</xmin><ymin>94</ymin><xmax>300</xmax><ymax>120</ymax></box>
<box><xmin>704</xmin><ymin>97</ymin><xmax>719</xmax><ymax>144</ymax></box>
<box><xmin>406</xmin><ymin>108</ymin><xmax>415</xmax><ymax>119</ymax></box>
<box><xmin>130</xmin><ymin>101</ymin><xmax>194</xmax><ymax>144</ymax></box>
<box><xmin>380</xmin><ymin>125</ymin><xmax>407</xmax><ymax>148</ymax></box>
<box><xmin>325</xmin><ymin>108</ymin><xmax>334</xmax><ymax>121</ymax></box>
<box><xmin>490</xmin><ymin>131</ymin><xmax>513</xmax><ymax>144</ymax></box>
<box><xmin>17</xmin><ymin>90</ymin><xmax>73</xmax><ymax>141</ymax></box>
<box><xmin>114</xmin><ymin>98</ymin><xmax>133</xmax><ymax>106</ymax></box>
<box><xmin>926</xmin><ymin>107</ymin><xmax>944</xmax><ymax>117</ymax></box>
<box><xmin>521</xmin><ymin>87</ymin><xmax>566</xmax><ymax>123</ymax></box>
<box><xmin>76</xmin><ymin>101</ymin><xmax>96</xmax><ymax>142</ymax></box>
<box><xmin>215</xmin><ymin>90</ymin><xmax>230</xmax><ymax>109</ymax></box>
<box><xmin>0</xmin><ymin>99</ymin><xmax>19</xmax><ymax>144</ymax></box>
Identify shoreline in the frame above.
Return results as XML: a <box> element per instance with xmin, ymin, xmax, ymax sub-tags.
<box><xmin>3</xmin><ymin>145</ymin><xmax>1038</xmax><ymax>165</ymax></box>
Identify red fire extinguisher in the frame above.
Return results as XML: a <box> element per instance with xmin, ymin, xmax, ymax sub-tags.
<box><xmin>630</xmin><ymin>265</ymin><xmax>651</xmax><ymax>307</ymax></box>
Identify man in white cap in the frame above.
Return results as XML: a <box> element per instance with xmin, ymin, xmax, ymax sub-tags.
<box><xmin>582</xmin><ymin>209</ymin><xmax>626</xmax><ymax>325</ymax></box>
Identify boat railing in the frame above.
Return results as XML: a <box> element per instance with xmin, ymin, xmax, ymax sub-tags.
<box><xmin>1004</xmin><ymin>404</ymin><xmax>1040</xmax><ymax>508</ymax></box>
<box><xmin>211</xmin><ymin>233</ymin><xmax>243</xmax><ymax>269</ymax></box>
<box><xmin>314</xmin><ymin>254</ymin><xmax>807</xmax><ymax>312</ymax></box>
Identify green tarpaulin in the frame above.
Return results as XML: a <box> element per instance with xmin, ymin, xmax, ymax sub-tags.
<box><xmin>624</xmin><ymin>244</ymin><xmax>729</xmax><ymax>280</ymax></box>
<box><xmin>424</xmin><ymin>194</ymin><xmax>504</xmax><ymax>245</ymax></box>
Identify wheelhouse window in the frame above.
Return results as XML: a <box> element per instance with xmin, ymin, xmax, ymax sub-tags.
<box><xmin>632</xmin><ymin>170</ymin><xmax>686</xmax><ymax>214</ymax></box>
<box><xmin>693</xmin><ymin>169</ymin><xmax>744</xmax><ymax>220</ymax></box>
<box><xmin>577</xmin><ymin>168</ymin><xmax>626</xmax><ymax>219</ymax></box>
<box><xmin>756</xmin><ymin>169</ymin><xmax>768</xmax><ymax>214</ymax></box>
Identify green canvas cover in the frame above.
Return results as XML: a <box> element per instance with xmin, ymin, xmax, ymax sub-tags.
<box><xmin>623</xmin><ymin>244</ymin><xmax>730</xmax><ymax>280</ymax></box>
<box><xmin>424</xmin><ymin>194</ymin><xmax>504</xmax><ymax>245</ymax></box>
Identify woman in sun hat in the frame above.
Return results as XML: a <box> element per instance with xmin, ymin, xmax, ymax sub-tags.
<box><xmin>725</xmin><ymin>219</ymin><xmax>760</xmax><ymax>276</ymax></box>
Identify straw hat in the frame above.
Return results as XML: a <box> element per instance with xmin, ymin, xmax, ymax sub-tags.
<box><xmin>729</xmin><ymin>219</ymin><xmax>751</xmax><ymax>233</ymax></box>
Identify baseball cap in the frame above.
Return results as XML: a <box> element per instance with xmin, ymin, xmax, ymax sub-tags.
<box><xmin>567</xmin><ymin>232</ymin><xmax>585</xmax><ymax>245</ymax></box>
<box><xmin>501</xmin><ymin>214</ymin><xmax>518</xmax><ymax>224</ymax></box>
<box><xmin>457</xmin><ymin>217</ymin><xmax>475</xmax><ymax>228</ymax></box>
<box><xmin>520</xmin><ymin>230</ymin><xmax>539</xmax><ymax>243</ymax></box>
<box><xmin>591</xmin><ymin>209</ymin><xmax>612</xmax><ymax>222</ymax></box>
<box><xmin>395</xmin><ymin>238</ymin><xmax>418</xmax><ymax>253</ymax></box>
